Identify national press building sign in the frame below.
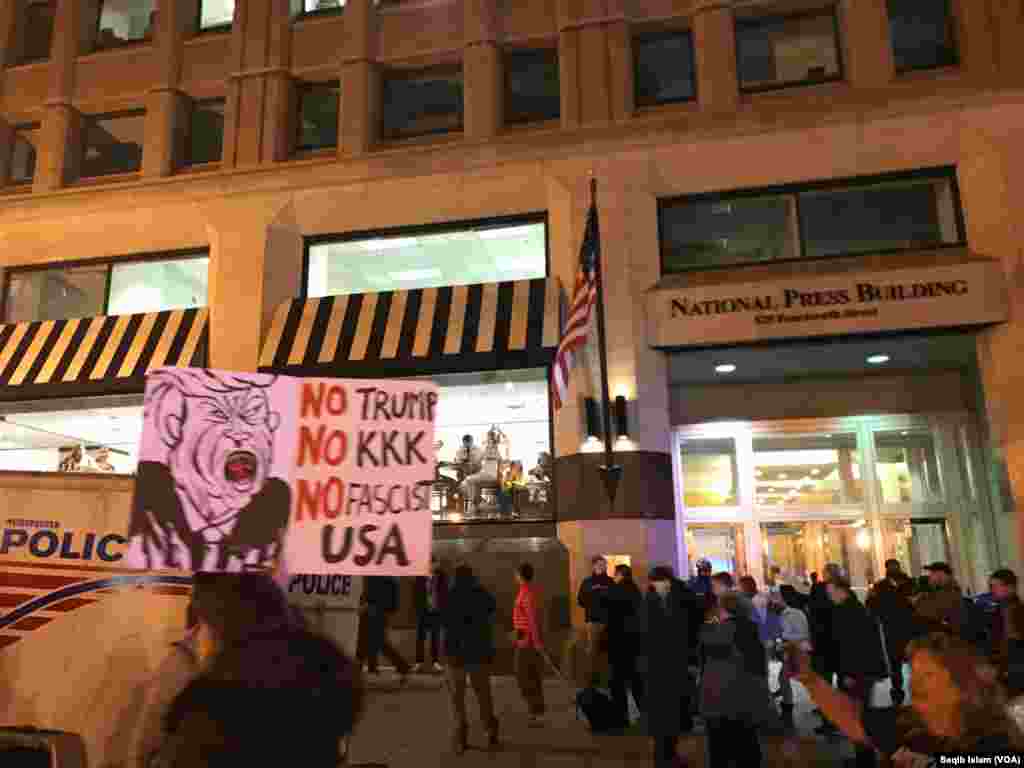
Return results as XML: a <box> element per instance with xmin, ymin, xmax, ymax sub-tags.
<box><xmin>646</xmin><ymin>261</ymin><xmax>1009</xmax><ymax>349</ymax></box>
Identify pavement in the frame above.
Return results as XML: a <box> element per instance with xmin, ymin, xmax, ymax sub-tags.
<box><xmin>344</xmin><ymin>662</ymin><xmax>902</xmax><ymax>767</ymax></box>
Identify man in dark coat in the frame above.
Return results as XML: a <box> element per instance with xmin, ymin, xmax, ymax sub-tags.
<box><xmin>577</xmin><ymin>556</ymin><xmax>614</xmax><ymax>685</ymax></box>
<box><xmin>866</xmin><ymin>560</ymin><xmax>919</xmax><ymax>705</ymax></box>
<box><xmin>362</xmin><ymin>576</ymin><xmax>411</xmax><ymax>679</ymax></box>
<box><xmin>988</xmin><ymin>568</ymin><xmax>1024</xmax><ymax>695</ymax></box>
<box><xmin>808</xmin><ymin>563</ymin><xmax>841</xmax><ymax>735</ymax></box>
<box><xmin>442</xmin><ymin>564</ymin><xmax>499</xmax><ymax>754</ymax></box>
<box><xmin>643</xmin><ymin>565</ymin><xmax>700</xmax><ymax>767</ymax></box>
<box><xmin>605</xmin><ymin>564</ymin><xmax>645</xmax><ymax>727</ymax></box>
<box><xmin>413</xmin><ymin>557</ymin><xmax>449</xmax><ymax>672</ymax></box>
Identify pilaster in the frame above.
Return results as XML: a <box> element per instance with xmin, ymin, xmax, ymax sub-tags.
<box><xmin>693</xmin><ymin>4</ymin><xmax>738</xmax><ymax>113</ymax></box>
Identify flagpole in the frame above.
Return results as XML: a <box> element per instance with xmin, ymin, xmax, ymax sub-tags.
<box><xmin>589</xmin><ymin>178</ymin><xmax>623</xmax><ymax>503</ymax></box>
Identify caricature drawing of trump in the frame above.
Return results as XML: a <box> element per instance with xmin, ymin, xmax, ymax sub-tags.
<box><xmin>127</xmin><ymin>368</ymin><xmax>291</xmax><ymax>572</ymax></box>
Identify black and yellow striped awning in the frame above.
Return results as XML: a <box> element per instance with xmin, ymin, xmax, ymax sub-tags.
<box><xmin>0</xmin><ymin>308</ymin><xmax>208</xmax><ymax>401</ymax></box>
<box><xmin>259</xmin><ymin>278</ymin><xmax>560</xmax><ymax>378</ymax></box>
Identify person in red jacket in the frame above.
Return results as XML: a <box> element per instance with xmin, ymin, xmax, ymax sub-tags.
<box><xmin>513</xmin><ymin>562</ymin><xmax>546</xmax><ymax>726</ymax></box>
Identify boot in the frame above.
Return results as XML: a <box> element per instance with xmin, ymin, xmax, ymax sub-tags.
<box><xmin>452</xmin><ymin>724</ymin><xmax>468</xmax><ymax>755</ymax></box>
<box><xmin>487</xmin><ymin>718</ymin><xmax>500</xmax><ymax>750</ymax></box>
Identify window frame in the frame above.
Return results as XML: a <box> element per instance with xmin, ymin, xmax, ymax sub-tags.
<box><xmin>379</xmin><ymin>63</ymin><xmax>465</xmax><ymax>142</ymax></box>
<box><xmin>632</xmin><ymin>28</ymin><xmax>698</xmax><ymax>109</ymax></box>
<box><xmin>301</xmin><ymin>212</ymin><xmax>550</xmax><ymax>300</ymax></box>
<box><xmin>1</xmin><ymin>248</ymin><xmax>210</xmax><ymax>324</ymax></box>
<box><xmin>10</xmin><ymin>0</ymin><xmax>56</xmax><ymax>66</ymax></box>
<box><xmin>657</xmin><ymin>166</ymin><xmax>966</xmax><ymax>277</ymax></box>
<box><xmin>294</xmin><ymin>79</ymin><xmax>341</xmax><ymax>154</ymax></box>
<box><xmin>887</xmin><ymin>0</ymin><xmax>959</xmax><ymax>74</ymax></box>
<box><xmin>78</xmin><ymin>108</ymin><xmax>147</xmax><ymax>180</ymax></box>
<box><xmin>734</xmin><ymin>4</ymin><xmax>845</xmax><ymax>95</ymax></box>
<box><xmin>181</xmin><ymin>97</ymin><xmax>226</xmax><ymax>168</ymax></box>
<box><xmin>195</xmin><ymin>0</ymin><xmax>234</xmax><ymax>34</ymax></box>
<box><xmin>503</xmin><ymin>45</ymin><xmax>561</xmax><ymax>126</ymax></box>
<box><xmin>93</xmin><ymin>0</ymin><xmax>158</xmax><ymax>51</ymax></box>
<box><xmin>5</xmin><ymin>121</ymin><xmax>41</xmax><ymax>187</ymax></box>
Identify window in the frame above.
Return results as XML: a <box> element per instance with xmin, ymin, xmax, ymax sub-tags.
<box><xmin>887</xmin><ymin>0</ymin><xmax>957</xmax><ymax>72</ymax></box>
<box><xmin>659</xmin><ymin>168</ymin><xmax>963</xmax><ymax>273</ymax></box>
<box><xmin>10</xmin><ymin>0</ymin><xmax>55</xmax><ymax>64</ymax></box>
<box><xmin>198</xmin><ymin>0</ymin><xmax>234</xmax><ymax>31</ymax></box>
<box><xmin>633</xmin><ymin>30</ymin><xmax>696</xmax><ymax>107</ymax></box>
<box><xmin>381</xmin><ymin>65</ymin><xmax>463</xmax><ymax>140</ymax></box>
<box><xmin>874</xmin><ymin>429</ymin><xmax>943</xmax><ymax>504</ymax></box>
<box><xmin>291</xmin><ymin>0</ymin><xmax>344</xmax><ymax>17</ymax></box>
<box><xmin>753</xmin><ymin>433</ymin><xmax>864</xmax><ymax>507</ymax></box>
<box><xmin>79</xmin><ymin>111</ymin><xmax>145</xmax><ymax>179</ymax></box>
<box><xmin>504</xmin><ymin>48</ymin><xmax>560</xmax><ymax>125</ymax></box>
<box><xmin>3</xmin><ymin>252</ymin><xmax>209</xmax><ymax>323</ymax></box>
<box><xmin>680</xmin><ymin>438</ymin><xmax>738</xmax><ymax>507</ymax></box>
<box><xmin>431</xmin><ymin>368</ymin><xmax>552</xmax><ymax>523</ymax></box>
<box><xmin>685</xmin><ymin>524</ymin><xmax>745</xmax><ymax>574</ymax></box>
<box><xmin>306</xmin><ymin>217</ymin><xmax>546</xmax><ymax>297</ymax></box>
<box><xmin>7</xmin><ymin>125</ymin><xmax>39</xmax><ymax>185</ymax></box>
<box><xmin>184</xmin><ymin>98</ymin><xmax>225</xmax><ymax>166</ymax></box>
<box><xmin>762</xmin><ymin>520</ymin><xmax>877</xmax><ymax>590</ymax></box>
<box><xmin>0</xmin><ymin>399</ymin><xmax>143</xmax><ymax>475</ymax></box>
<box><xmin>736</xmin><ymin>7</ymin><xmax>842</xmax><ymax>92</ymax></box>
<box><xmin>96</xmin><ymin>0</ymin><xmax>157</xmax><ymax>49</ymax></box>
<box><xmin>296</xmin><ymin>82</ymin><xmax>339</xmax><ymax>152</ymax></box>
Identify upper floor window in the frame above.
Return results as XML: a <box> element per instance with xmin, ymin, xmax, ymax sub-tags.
<box><xmin>198</xmin><ymin>0</ymin><xmax>234</xmax><ymax>32</ymax></box>
<box><xmin>79</xmin><ymin>110</ymin><xmax>145</xmax><ymax>179</ymax></box>
<box><xmin>504</xmin><ymin>47</ymin><xmax>560</xmax><ymax>125</ymax></box>
<box><xmin>306</xmin><ymin>216</ymin><xmax>547</xmax><ymax>297</ymax></box>
<box><xmin>95</xmin><ymin>0</ymin><xmax>157</xmax><ymax>49</ymax></box>
<box><xmin>381</xmin><ymin>65</ymin><xmax>463</xmax><ymax>141</ymax></box>
<box><xmin>183</xmin><ymin>98</ymin><xmax>225</xmax><ymax>167</ymax></box>
<box><xmin>296</xmin><ymin>81</ymin><xmax>340</xmax><ymax>153</ymax></box>
<box><xmin>659</xmin><ymin>168</ymin><xmax>963</xmax><ymax>273</ymax></box>
<box><xmin>9</xmin><ymin>0</ymin><xmax>55</xmax><ymax>65</ymax></box>
<box><xmin>6</xmin><ymin>124</ymin><xmax>39</xmax><ymax>186</ymax></box>
<box><xmin>633</xmin><ymin>29</ymin><xmax>697</xmax><ymax>108</ymax></box>
<box><xmin>3</xmin><ymin>252</ymin><xmax>210</xmax><ymax>323</ymax></box>
<box><xmin>888</xmin><ymin>0</ymin><xmax>958</xmax><ymax>72</ymax></box>
<box><xmin>735</xmin><ymin>6</ymin><xmax>842</xmax><ymax>93</ymax></box>
<box><xmin>292</xmin><ymin>0</ymin><xmax>345</xmax><ymax>17</ymax></box>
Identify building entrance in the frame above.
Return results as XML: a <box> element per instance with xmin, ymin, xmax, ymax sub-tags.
<box><xmin>673</xmin><ymin>413</ymin><xmax>997</xmax><ymax>594</ymax></box>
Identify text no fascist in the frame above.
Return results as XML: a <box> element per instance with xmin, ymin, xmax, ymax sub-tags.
<box><xmin>670</xmin><ymin>279</ymin><xmax>968</xmax><ymax>318</ymax></box>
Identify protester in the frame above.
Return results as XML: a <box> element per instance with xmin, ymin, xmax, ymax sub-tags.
<box><xmin>711</xmin><ymin>571</ymin><xmax>750</xmax><ymax>619</ymax></box>
<box><xmin>770</xmin><ymin>588</ymin><xmax>810</xmax><ymax>729</ymax></box>
<box><xmin>134</xmin><ymin>601</ymin><xmax>200</xmax><ymax>768</ymax></box>
<box><xmin>606</xmin><ymin>563</ymin><xmax>645</xmax><ymax>727</ymax></box>
<box><xmin>914</xmin><ymin>562</ymin><xmax>967</xmax><ymax>637</ymax></box>
<box><xmin>363</xmin><ymin>575</ymin><xmax>411</xmax><ymax>681</ymax></box>
<box><xmin>866</xmin><ymin>559</ymin><xmax>918</xmax><ymax>705</ymax></box>
<box><xmin>808</xmin><ymin>563</ymin><xmax>841</xmax><ymax>734</ymax></box>
<box><xmin>577</xmin><ymin>555</ymin><xmax>614</xmax><ymax>685</ymax></box>
<box><xmin>156</xmin><ymin>573</ymin><xmax>362</xmax><ymax>767</ymax></box>
<box><xmin>793</xmin><ymin>631</ymin><xmax>1024</xmax><ymax>761</ymax></box>
<box><xmin>442</xmin><ymin>564</ymin><xmax>500</xmax><ymax>754</ymax></box>
<box><xmin>988</xmin><ymin>568</ymin><xmax>1024</xmax><ymax>695</ymax></box>
<box><xmin>828</xmin><ymin>576</ymin><xmax>888</xmax><ymax>768</ymax></box>
<box><xmin>688</xmin><ymin>558</ymin><xmax>713</xmax><ymax>598</ymax></box>
<box><xmin>513</xmin><ymin>562</ymin><xmax>546</xmax><ymax>726</ymax></box>
<box><xmin>644</xmin><ymin>565</ymin><xmax>700</xmax><ymax>768</ymax></box>
<box><xmin>700</xmin><ymin>591</ymin><xmax>773</xmax><ymax>768</ymax></box>
<box><xmin>413</xmin><ymin>557</ymin><xmax>449</xmax><ymax>673</ymax></box>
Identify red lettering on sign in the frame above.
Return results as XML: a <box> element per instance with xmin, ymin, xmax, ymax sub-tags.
<box><xmin>301</xmin><ymin>382</ymin><xmax>325</xmax><ymax>419</ymax></box>
<box><xmin>297</xmin><ymin>425</ymin><xmax>347</xmax><ymax>467</ymax></box>
<box><xmin>296</xmin><ymin>478</ymin><xmax>321</xmax><ymax>521</ymax></box>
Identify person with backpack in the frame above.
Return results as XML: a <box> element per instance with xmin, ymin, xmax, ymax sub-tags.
<box><xmin>442</xmin><ymin>564</ymin><xmax>500</xmax><ymax>754</ymax></box>
<box><xmin>362</xmin><ymin>575</ymin><xmax>411</xmax><ymax>681</ymax></box>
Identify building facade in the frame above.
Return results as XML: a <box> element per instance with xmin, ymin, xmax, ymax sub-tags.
<box><xmin>0</xmin><ymin>0</ymin><xmax>1023</xmax><ymax>638</ymax></box>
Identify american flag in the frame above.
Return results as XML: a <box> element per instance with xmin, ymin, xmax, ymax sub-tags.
<box><xmin>552</xmin><ymin>198</ymin><xmax>601</xmax><ymax>411</ymax></box>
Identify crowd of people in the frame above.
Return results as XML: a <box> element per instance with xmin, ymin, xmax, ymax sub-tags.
<box><xmin>128</xmin><ymin>555</ymin><xmax>1024</xmax><ymax>768</ymax></box>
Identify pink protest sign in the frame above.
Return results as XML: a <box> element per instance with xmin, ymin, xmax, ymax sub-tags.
<box><xmin>125</xmin><ymin>368</ymin><xmax>436</xmax><ymax>576</ymax></box>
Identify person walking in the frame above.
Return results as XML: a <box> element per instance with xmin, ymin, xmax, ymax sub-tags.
<box><xmin>644</xmin><ymin>565</ymin><xmax>700</xmax><ymax>767</ymax></box>
<box><xmin>828</xmin><ymin>576</ymin><xmax>888</xmax><ymax>768</ymax></box>
<box><xmin>577</xmin><ymin>555</ymin><xmax>614</xmax><ymax>686</ymax></box>
<box><xmin>414</xmin><ymin>557</ymin><xmax>449</xmax><ymax>673</ymax></box>
<box><xmin>134</xmin><ymin>601</ymin><xmax>200</xmax><ymax>768</ymax></box>
<box><xmin>606</xmin><ymin>563</ymin><xmax>645</xmax><ymax>727</ymax></box>
<box><xmin>769</xmin><ymin>588</ymin><xmax>810</xmax><ymax>729</ymax></box>
<box><xmin>988</xmin><ymin>568</ymin><xmax>1024</xmax><ymax>695</ymax></box>
<box><xmin>808</xmin><ymin>563</ymin><xmax>841</xmax><ymax>735</ymax></box>
<box><xmin>513</xmin><ymin>562</ymin><xmax>546</xmax><ymax>726</ymax></box>
<box><xmin>442</xmin><ymin>564</ymin><xmax>500</xmax><ymax>754</ymax></box>
<box><xmin>363</xmin><ymin>575</ymin><xmax>411</xmax><ymax>681</ymax></box>
<box><xmin>866</xmin><ymin>559</ymin><xmax>918</xmax><ymax>705</ymax></box>
<box><xmin>914</xmin><ymin>562</ymin><xmax>968</xmax><ymax>637</ymax></box>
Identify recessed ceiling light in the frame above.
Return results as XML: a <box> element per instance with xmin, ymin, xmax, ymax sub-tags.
<box><xmin>867</xmin><ymin>354</ymin><xmax>890</xmax><ymax>365</ymax></box>
<box><xmin>810</xmin><ymin>469</ymin><xmax>821</xmax><ymax>476</ymax></box>
<box><xmin>714</xmin><ymin>364</ymin><xmax>737</xmax><ymax>374</ymax></box>
<box><xmin>900</xmin><ymin>431</ymin><xmax>909</xmax><ymax>436</ymax></box>
<box><xmin>778</xmin><ymin>473</ymin><xmax>788</xmax><ymax>480</ymax></box>
<box><xmin>754</xmin><ymin>470</ymin><xmax>763</xmax><ymax>477</ymax></box>
<box><xmin>505</xmin><ymin>382</ymin><xmax>515</xmax><ymax>392</ymax></box>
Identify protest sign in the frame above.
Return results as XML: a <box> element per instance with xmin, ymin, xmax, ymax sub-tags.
<box><xmin>125</xmin><ymin>368</ymin><xmax>436</xmax><ymax>576</ymax></box>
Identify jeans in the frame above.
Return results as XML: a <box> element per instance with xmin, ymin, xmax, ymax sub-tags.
<box><xmin>609</xmin><ymin>654</ymin><xmax>645</xmax><ymax>725</ymax></box>
<box><xmin>444</xmin><ymin>660</ymin><xmax>497</xmax><ymax>735</ymax></box>
<box><xmin>514</xmin><ymin>646</ymin><xmax>546</xmax><ymax>716</ymax></box>
<box><xmin>705</xmin><ymin>717</ymin><xmax>762</xmax><ymax>768</ymax></box>
<box><xmin>365</xmin><ymin>613</ymin><xmax>410</xmax><ymax>675</ymax></box>
<box><xmin>416</xmin><ymin>611</ymin><xmax>442</xmax><ymax>664</ymax></box>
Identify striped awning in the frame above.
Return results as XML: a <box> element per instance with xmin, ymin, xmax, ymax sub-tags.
<box><xmin>259</xmin><ymin>278</ymin><xmax>560</xmax><ymax>378</ymax></box>
<box><xmin>0</xmin><ymin>308</ymin><xmax>208</xmax><ymax>401</ymax></box>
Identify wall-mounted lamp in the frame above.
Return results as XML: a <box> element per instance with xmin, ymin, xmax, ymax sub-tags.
<box><xmin>584</xmin><ymin>397</ymin><xmax>601</xmax><ymax>440</ymax></box>
<box><xmin>614</xmin><ymin>396</ymin><xmax>629</xmax><ymax>439</ymax></box>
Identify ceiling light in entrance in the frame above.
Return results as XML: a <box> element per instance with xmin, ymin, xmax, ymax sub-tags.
<box><xmin>866</xmin><ymin>354</ymin><xmax>891</xmax><ymax>365</ymax></box>
<box><xmin>714</xmin><ymin>364</ymin><xmax>737</xmax><ymax>374</ymax></box>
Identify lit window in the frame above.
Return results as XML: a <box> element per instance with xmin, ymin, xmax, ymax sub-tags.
<box><xmin>888</xmin><ymin>0</ymin><xmax>957</xmax><ymax>72</ymax></box>
<box><xmin>381</xmin><ymin>65</ymin><xmax>464</xmax><ymax>140</ymax></box>
<box><xmin>80</xmin><ymin>111</ymin><xmax>145</xmax><ymax>178</ymax></box>
<box><xmin>10</xmin><ymin>0</ymin><xmax>55</xmax><ymax>65</ymax></box>
<box><xmin>874</xmin><ymin>429</ymin><xmax>943</xmax><ymax>504</ymax></box>
<box><xmin>4</xmin><ymin>265</ymin><xmax>108</xmax><ymax>323</ymax></box>
<box><xmin>680</xmin><ymin>438</ymin><xmax>738</xmax><ymax>507</ymax></box>
<box><xmin>107</xmin><ymin>256</ymin><xmax>209</xmax><ymax>315</ymax></box>
<box><xmin>184</xmin><ymin>98</ymin><xmax>225</xmax><ymax>166</ymax></box>
<box><xmin>96</xmin><ymin>0</ymin><xmax>157</xmax><ymax>49</ymax></box>
<box><xmin>753</xmin><ymin>433</ymin><xmax>864</xmax><ymax>506</ymax></box>
<box><xmin>198</xmin><ymin>0</ymin><xmax>234</xmax><ymax>31</ymax></box>
<box><xmin>736</xmin><ymin>7</ymin><xmax>842</xmax><ymax>92</ymax></box>
<box><xmin>633</xmin><ymin>30</ymin><xmax>696</xmax><ymax>107</ymax></box>
<box><xmin>296</xmin><ymin>81</ymin><xmax>339</xmax><ymax>152</ymax></box>
<box><xmin>7</xmin><ymin>125</ymin><xmax>39</xmax><ymax>185</ymax></box>
<box><xmin>291</xmin><ymin>0</ymin><xmax>344</xmax><ymax>16</ymax></box>
<box><xmin>306</xmin><ymin>218</ymin><xmax>546</xmax><ymax>296</ymax></box>
<box><xmin>504</xmin><ymin>48</ymin><xmax>560</xmax><ymax>125</ymax></box>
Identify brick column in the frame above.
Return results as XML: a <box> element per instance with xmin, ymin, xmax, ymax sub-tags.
<box><xmin>34</xmin><ymin>0</ymin><xmax>81</xmax><ymax>191</ymax></box>
<box><xmin>841</xmin><ymin>0</ymin><xmax>894</xmax><ymax>88</ymax></box>
<box><xmin>606</xmin><ymin>17</ymin><xmax>632</xmax><ymax>120</ymax></box>
<box><xmin>143</xmin><ymin>0</ymin><xmax>189</xmax><ymax>177</ymax></box>
<box><xmin>557</xmin><ymin>0</ymin><xmax>580</xmax><ymax>129</ymax></box>
<box><xmin>0</xmin><ymin>120</ymin><xmax>14</xmax><ymax>182</ymax></box>
<box><xmin>952</xmin><ymin>0</ymin><xmax>998</xmax><ymax>80</ymax></box>
<box><xmin>340</xmin><ymin>0</ymin><xmax>375</xmax><ymax>156</ymax></box>
<box><xmin>463</xmin><ymin>0</ymin><xmax>500</xmax><ymax>139</ymax></box>
<box><xmin>0</xmin><ymin>0</ymin><xmax>18</xmax><ymax>70</ymax></box>
<box><xmin>693</xmin><ymin>3</ymin><xmax>739</xmax><ymax>113</ymax></box>
<box><xmin>992</xmin><ymin>0</ymin><xmax>1024</xmax><ymax>84</ymax></box>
